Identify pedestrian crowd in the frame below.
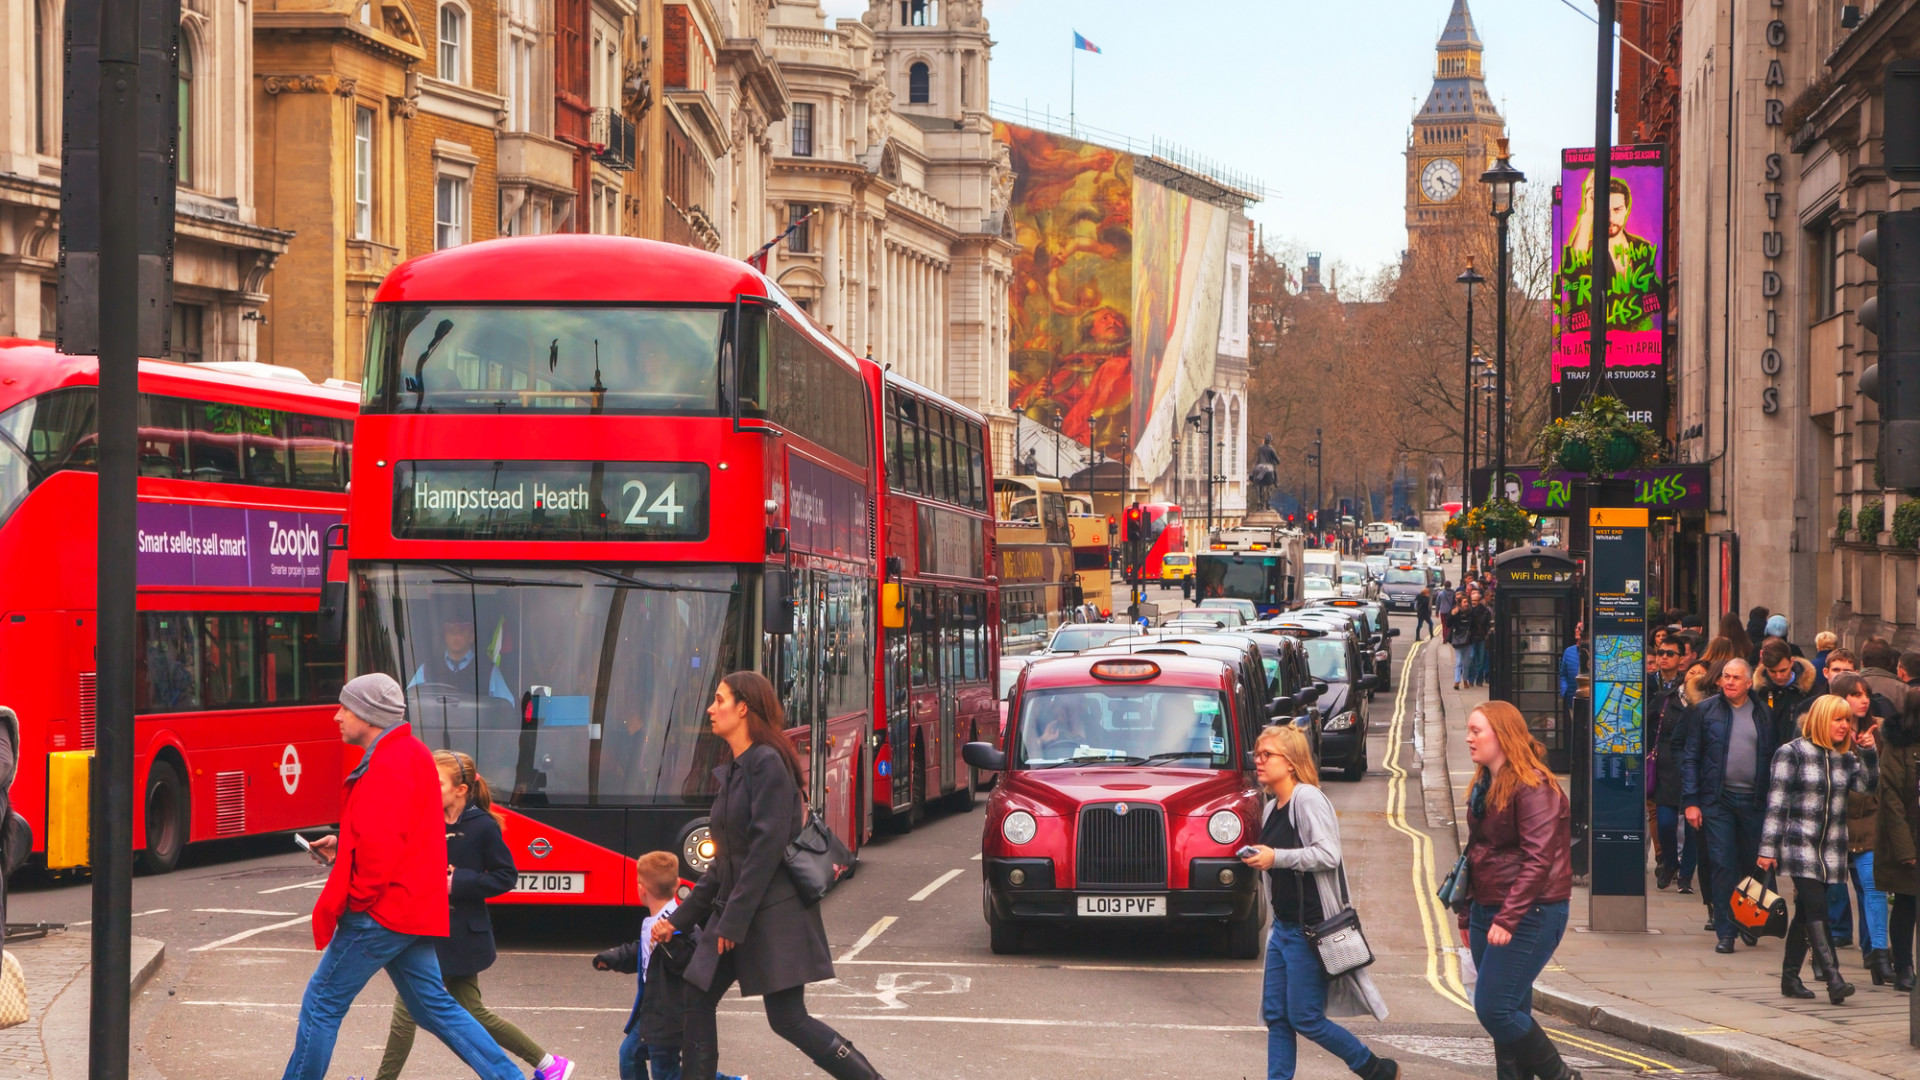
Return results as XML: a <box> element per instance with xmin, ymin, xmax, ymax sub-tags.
<box><xmin>281</xmin><ymin>670</ymin><xmax>887</xmax><ymax>1080</ymax></box>
<box><xmin>1439</xmin><ymin>571</ymin><xmax>1497</xmax><ymax>690</ymax></box>
<box><xmin>1638</xmin><ymin>607</ymin><xmax>1920</xmax><ymax>1004</ymax></box>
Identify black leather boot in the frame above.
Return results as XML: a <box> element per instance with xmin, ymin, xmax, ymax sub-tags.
<box><xmin>1871</xmin><ymin>949</ymin><xmax>1896</xmax><ymax>986</ymax></box>
<box><xmin>1807</xmin><ymin>918</ymin><xmax>1855</xmax><ymax>1005</ymax></box>
<box><xmin>812</xmin><ymin>1036</ymin><xmax>885</xmax><ymax>1080</ymax></box>
<box><xmin>1494</xmin><ymin>1041</ymin><xmax>1528</xmax><ymax>1080</ymax></box>
<box><xmin>1513</xmin><ymin>1020</ymin><xmax>1582</xmax><ymax>1080</ymax></box>
<box><xmin>1781</xmin><ymin>919</ymin><xmax>1814</xmax><ymax>997</ymax></box>
<box><xmin>1353</xmin><ymin>1053</ymin><xmax>1400</xmax><ymax>1080</ymax></box>
<box><xmin>1898</xmin><ymin>965</ymin><xmax>1916</xmax><ymax>992</ymax></box>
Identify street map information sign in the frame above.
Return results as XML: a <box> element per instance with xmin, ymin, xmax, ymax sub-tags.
<box><xmin>1588</xmin><ymin>506</ymin><xmax>1648</xmax><ymax>931</ymax></box>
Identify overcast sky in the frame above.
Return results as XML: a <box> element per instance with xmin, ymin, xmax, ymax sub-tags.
<box><xmin>820</xmin><ymin>0</ymin><xmax>1619</xmax><ymax>279</ymax></box>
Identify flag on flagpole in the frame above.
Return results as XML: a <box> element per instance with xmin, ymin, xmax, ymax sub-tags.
<box><xmin>1073</xmin><ymin>30</ymin><xmax>1101</xmax><ymax>54</ymax></box>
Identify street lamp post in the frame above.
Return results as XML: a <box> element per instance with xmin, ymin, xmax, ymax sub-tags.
<box><xmin>1203</xmin><ymin>392</ymin><xmax>1217</xmax><ymax>540</ymax></box>
<box><xmin>1457</xmin><ymin>262</ymin><xmax>1486</xmax><ymax>510</ymax></box>
<box><xmin>1307</xmin><ymin>428</ymin><xmax>1323</xmax><ymax>541</ymax></box>
<box><xmin>1481</xmin><ymin>139</ymin><xmax>1526</xmax><ymax>527</ymax></box>
<box><xmin>1052</xmin><ymin>408</ymin><xmax>1064</xmax><ymax>478</ymax></box>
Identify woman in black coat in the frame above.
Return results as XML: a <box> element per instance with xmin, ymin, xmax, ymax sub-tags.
<box><xmin>376</xmin><ymin>751</ymin><xmax>573</xmax><ymax>1080</ymax></box>
<box><xmin>658</xmin><ymin>671</ymin><xmax>885</xmax><ymax>1080</ymax></box>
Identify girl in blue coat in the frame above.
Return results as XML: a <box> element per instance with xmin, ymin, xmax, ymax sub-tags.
<box><xmin>375</xmin><ymin>751</ymin><xmax>574</xmax><ymax>1080</ymax></box>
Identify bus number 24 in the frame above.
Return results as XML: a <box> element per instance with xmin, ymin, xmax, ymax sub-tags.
<box><xmin>621</xmin><ymin>480</ymin><xmax>685</xmax><ymax>526</ymax></box>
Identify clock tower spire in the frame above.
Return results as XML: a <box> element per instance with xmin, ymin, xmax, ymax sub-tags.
<box><xmin>1406</xmin><ymin>0</ymin><xmax>1507</xmax><ymax>254</ymax></box>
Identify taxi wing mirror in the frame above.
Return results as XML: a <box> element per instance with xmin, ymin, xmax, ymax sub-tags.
<box><xmin>1387</xmin><ymin>627</ymin><xmax>1402</xmax><ymax>638</ymax></box>
<box><xmin>962</xmin><ymin>742</ymin><xmax>1006</xmax><ymax>772</ymax></box>
<box><xmin>1358</xmin><ymin>674</ymin><xmax>1379</xmax><ymax>691</ymax></box>
<box><xmin>1273</xmin><ymin>695</ymin><xmax>1298</xmax><ymax>712</ymax></box>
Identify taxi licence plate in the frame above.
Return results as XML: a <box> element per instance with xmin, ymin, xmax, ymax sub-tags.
<box><xmin>514</xmin><ymin>872</ymin><xmax>585</xmax><ymax>894</ymax></box>
<box><xmin>1077</xmin><ymin>895</ymin><xmax>1164</xmax><ymax>917</ymax></box>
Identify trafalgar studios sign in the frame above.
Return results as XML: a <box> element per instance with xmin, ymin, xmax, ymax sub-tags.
<box><xmin>136</xmin><ymin>503</ymin><xmax>338</xmax><ymax>588</ymax></box>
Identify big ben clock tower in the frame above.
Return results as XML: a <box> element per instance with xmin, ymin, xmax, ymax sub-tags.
<box><xmin>1406</xmin><ymin>0</ymin><xmax>1507</xmax><ymax>254</ymax></box>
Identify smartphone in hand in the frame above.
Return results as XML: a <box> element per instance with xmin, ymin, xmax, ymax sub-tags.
<box><xmin>1236</xmin><ymin>845</ymin><xmax>1260</xmax><ymax>860</ymax></box>
<box><xmin>295</xmin><ymin>833</ymin><xmax>329</xmax><ymax>865</ymax></box>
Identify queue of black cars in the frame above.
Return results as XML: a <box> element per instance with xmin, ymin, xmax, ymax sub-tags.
<box><xmin>961</xmin><ymin>594</ymin><xmax>1406</xmax><ymax>956</ymax></box>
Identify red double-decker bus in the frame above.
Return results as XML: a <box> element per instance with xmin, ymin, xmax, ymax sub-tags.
<box><xmin>866</xmin><ymin>370</ymin><xmax>997</xmax><ymax>832</ymax></box>
<box><xmin>343</xmin><ymin>235</ymin><xmax>874</xmax><ymax>905</ymax></box>
<box><xmin>1127</xmin><ymin>501</ymin><xmax>1187</xmax><ymax>582</ymax></box>
<box><xmin>0</xmin><ymin>340</ymin><xmax>354</xmax><ymax>873</ymax></box>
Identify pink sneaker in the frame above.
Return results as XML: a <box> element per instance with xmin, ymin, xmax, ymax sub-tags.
<box><xmin>537</xmin><ymin>1056</ymin><xmax>575</xmax><ymax>1080</ymax></box>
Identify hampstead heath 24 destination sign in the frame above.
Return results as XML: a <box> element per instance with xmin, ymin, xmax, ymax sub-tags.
<box><xmin>395</xmin><ymin>461</ymin><xmax>709</xmax><ymax>541</ymax></box>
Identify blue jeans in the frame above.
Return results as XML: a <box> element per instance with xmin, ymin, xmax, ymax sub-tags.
<box><xmin>281</xmin><ymin>911</ymin><xmax>524</xmax><ymax>1080</ymax></box>
<box><xmin>1262</xmin><ymin>922</ymin><xmax>1373</xmax><ymax>1080</ymax></box>
<box><xmin>1702</xmin><ymin>789</ymin><xmax>1766</xmax><ymax>939</ymax></box>
<box><xmin>1454</xmin><ymin>643</ymin><xmax>1472</xmax><ymax>684</ymax></box>
<box><xmin>1470</xmin><ymin>640</ymin><xmax>1489</xmax><ymax>683</ymax></box>
<box><xmin>618</xmin><ymin>1023</ymin><xmax>647</xmax><ymax>1080</ymax></box>
<box><xmin>1849</xmin><ymin>851</ymin><xmax>1890</xmax><ymax>951</ymax></box>
<box><xmin>1469</xmin><ymin>900</ymin><xmax>1570</xmax><ymax>1044</ymax></box>
<box><xmin>1655</xmin><ymin>805</ymin><xmax>1700</xmax><ymax>884</ymax></box>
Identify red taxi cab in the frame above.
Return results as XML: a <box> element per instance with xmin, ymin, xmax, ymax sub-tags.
<box><xmin>962</xmin><ymin>654</ymin><xmax>1268</xmax><ymax>958</ymax></box>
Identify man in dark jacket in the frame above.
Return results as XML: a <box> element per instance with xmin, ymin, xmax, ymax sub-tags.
<box><xmin>1646</xmin><ymin>634</ymin><xmax>1692</xmax><ymax>889</ymax></box>
<box><xmin>1683</xmin><ymin>658</ymin><xmax>1785</xmax><ymax>953</ymax></box>
<box><xmin>1754</xmin><ymin>639</ymin><xmax>1816</xmax><ymax>744</ymax></box>
<box><xmin>1467</xmin><ymin>590</ymin><xmax>1494</xmax><ymax>687</ymax></box>
<box><xmin>1414</xmin><ymin>587</ymin><xmax>1434</xmax><ymax>641</ymax></box>
<box><xmin>1861</xmin><ymin>638</ymin><xmax>1907</xmax><ymax>706</ymax></box>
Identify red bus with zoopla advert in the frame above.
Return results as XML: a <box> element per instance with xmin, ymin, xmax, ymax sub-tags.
<box><xmin>0</xmin><ymin>339</ymin><xmax>355</xmax><ymax>874</ymax></box>
<box><xmin>339</xmin><ymin>234</ymin><xmax>874</xmax><ymax>905</ymax></box>
<box><xmin>1123</xmin><ymin>501</ymin><xmax>1186</xmax><ymax>583</ymax></box>
<box><xmin>865</xmin><ymin>368</ymin><xmax>998</xmax><ymax>833</ymax></box>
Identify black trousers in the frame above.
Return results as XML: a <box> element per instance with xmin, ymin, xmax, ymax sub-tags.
<box><xmin>680</xmin><ymin>951</ymin><xmax>840</xmax><ymax>1077</ymax></box>
<box><xmin>1893</xmin><ymin>894</ymin><xmax>1917</xmax><ymax>970</ymax></box>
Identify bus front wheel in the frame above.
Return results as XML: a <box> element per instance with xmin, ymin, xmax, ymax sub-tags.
<box><xmin>137</xmin><ymin>759</ymin><xmax>188</xmax><ymax>875</ymax></box>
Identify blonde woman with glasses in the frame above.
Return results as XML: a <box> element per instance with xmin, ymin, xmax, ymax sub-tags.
<box><xmin>1239</xmin><ymin>725</ymin><xmax>1395</xmax><ymax>1080</ymax></box>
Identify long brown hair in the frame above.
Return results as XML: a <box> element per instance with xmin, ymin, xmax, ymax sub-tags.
<box><xmin>433</xmin><ymin>750</ymin><xmax>506</xmax><ymax>826</ymax></box>
<box><xmin>1471</xmin><ymin>700</ymin><xmax>1560</xmax><ymax>812</ymax></box>
<box><xmin>1716</xmin><ymin>614</ymin><xmax>1753</xmax><ymax>662</ymax></box>
<box><xmin>1699</xmin><ymin>635</ymin><xmax>1741</xmax><ymax>667</ymax></box>
<box><xmin>720</xmin><ymin>671</ymin><xmax>807</xmax><ymax>790</ymax></box>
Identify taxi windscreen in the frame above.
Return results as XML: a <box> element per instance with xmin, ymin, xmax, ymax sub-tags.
<box><xmin>1301</xmin><ymin>638</ymin><xmax>1350</xmax><ymax>681</ymax></box>
<box><xmin>1015</xmin><ymin>686</ymin><xmax>1232</xmax><ymax>769</ymax></box>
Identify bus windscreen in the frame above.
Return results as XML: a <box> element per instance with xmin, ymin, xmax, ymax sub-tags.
<box><xmin>365</xmin><ymin>305</ymin><xmax>726</xmax><ymax>415</ymax></box>
<box><xmin>355</xmin><ymin>563</ymin><xmax>745</xmax><ymax>805</ymax></box>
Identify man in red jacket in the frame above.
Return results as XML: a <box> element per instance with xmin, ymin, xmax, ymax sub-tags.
<box><xmin>281</xmin><ymin>674</ymin><xmax>528</xmax><ymax>1080</ymax></box>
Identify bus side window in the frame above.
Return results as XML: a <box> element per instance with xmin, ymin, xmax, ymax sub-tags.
<box><xmin>200</xmin><ymin>613</ymin><xmax>258</xmax><ymax>707</ymax></box>
<box><xmin>188</xmin><ymin>400</ymin><xmax>261</xmax><ymax>485</ymax></box>
<box><xmin>288</xmin><ymin>414</ymin><xmax>349</xmax><ymax>491</ymax></box>
<box><xmin>139</xmin><ymin>614</ymin><xmax>201</xmax><ymax>712</ymax></box>
<box><xmin>137</xmin><ymin>395</ymin><xmax>188</xmax><ymax>479</ymax></box>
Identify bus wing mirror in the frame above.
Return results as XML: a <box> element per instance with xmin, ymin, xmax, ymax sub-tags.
<box><xmin>318</xmin><ymin>523</ymin><xmax>349</xmax><ymax>646</ymax></box>
<box><xmin>881</xmin><ymin>582</ymin><xmax>906</xmax><ymax>630</ymax></box>
<box><xmin>763</xmin><ymin>569</ymin><xmax>797</xmax><ymax>635</ymax></box>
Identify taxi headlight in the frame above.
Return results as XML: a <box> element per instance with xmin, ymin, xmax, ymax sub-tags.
<box><xmin>682</xmin><ymin>823</ymin><xmax>715</xmax><ymax>874</ymax></box>
<box><xmin>1207</xmin><ymin>809</ymin><xmax>1242</xmax><ymax>846</ymax></box>
<box><xmin>1002</xmin><ymin>810</ymin><xmax>1038</xmax><ymax>846</ymax></box>
<box><xmin>1325</xmin><ymin>712</ymin><xmax>1356</xmax><ymax>733</ymax></box>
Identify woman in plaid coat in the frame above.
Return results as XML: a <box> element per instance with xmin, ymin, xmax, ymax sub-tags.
<box><xmin>1759</xmin><ymin>695</ymin><xmax>1880</xmax><ymax>1005</ymax></box>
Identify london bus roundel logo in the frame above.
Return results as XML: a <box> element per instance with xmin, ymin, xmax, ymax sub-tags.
<box><xmin>279</xmin><ymin>745</ymin><xmax>302</xmax><ymax>794</ymax></box>
<box><xmin>529</xmin><ymin>837</ymin><xmax>553</xmax><ymax>859</ymax></box>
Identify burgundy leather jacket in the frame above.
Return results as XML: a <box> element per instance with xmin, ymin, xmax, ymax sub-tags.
<box><xmin>1461</xmin><ymin>777</ymin><xmax>1574</xmax><ymax>932</ymax></box>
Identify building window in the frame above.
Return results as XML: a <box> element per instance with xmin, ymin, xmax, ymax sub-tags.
<box><xmin>353</xmin><ymin>107</ymin><xmax>375</xmax><ymax>240</ymax></box>
<box><xmin>435</xmin><ymin>176</ymin><xmax>468</xmax><ymax>249</ymax></box>
<box><xmin>506</xmin><ymin>19</ymin><xmax>537</xmax><ymax>132</ymax></box>
<box><xmin>439</xmin><ymin>4</ymin><xmax>466</xmax><ymax>83</ymax></box>
<box><xmin>1819</xmin><ymin>218</ymin><xmax>1845</xmax><ymax>321</ymax></box>
<box><xmin>169</xmin><ymin>303</ymin><xmax>204</xmax><ymax>363</ymax></box>
<box><xmin>791</xmin><ymin>102</ymin><xmax>814</xmax><ymax>157</ymax></box>
<box><xmin>357</xmin><ymin>0</ymin><xmax>370</xmax><ymax>23</ymax></box>
<box><xmin>788</xmin><ymin>204</ymin><xmax>812</xmax><ymax>254</ymax></box>
<box><xmin>177</xmin><ymin>36</ymin><xmax>194</xmax><ymax>188</ymax></box>
<box><xmin>901</xmin><ymin>0</ymin><xmax>936</xmax><ymax>26</ymax></box>
<box><xmin>39</xmin><ymin>282</ymin><xmax>57</xmax><ymax>340</ymax></box>
<box><xmin>908</xmin><ymin>62</ymin><xmax>930</xmax><ymax>104</ymax></box>
<box><xmin>34</xmin><ymin>0</ymin><xmax>48</xmax><ymax>154</ymax></box>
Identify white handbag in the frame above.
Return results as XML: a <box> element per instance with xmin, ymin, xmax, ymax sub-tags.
<box><xmin>0</xmin><ymin>950</ymin><xmax>30</xmax><ymax>1029</ymax></box>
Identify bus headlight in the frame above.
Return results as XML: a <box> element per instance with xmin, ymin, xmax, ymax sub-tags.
<box><xmin>1002</xmin><ymin>810</ymin><xmax>1038</xmax><ymax>846</ymax></box>
<box><xmin>1207</xmin><ymin>810</ymin><xmax>1242</xmax><ymax>845</ymax></box>
<box><xmin>682</xmin><ymin>823</ymin><xmax>716</xmax><ymax>874</ymax></box>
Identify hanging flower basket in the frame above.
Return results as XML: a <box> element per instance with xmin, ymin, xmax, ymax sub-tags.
<box><xmin>1471</xmin><ymin>498</ymin><xmax>1533</xmax><ymax>543</ymax></box>
<box><xmin>1444</xmin><ymin>514</ymin><xmax>1472</xmax><ymax>543</ymax></box>
<box><xmin>1531</xmin><ymin>395</ymin><xmax>1662</xmax><ymax>479</ymax></box>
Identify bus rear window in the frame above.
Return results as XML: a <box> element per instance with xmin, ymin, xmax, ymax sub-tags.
<box><xmin>365</xmin><ymin>304</ymin><xmax>725</xmax><ymax>416</ymax></box>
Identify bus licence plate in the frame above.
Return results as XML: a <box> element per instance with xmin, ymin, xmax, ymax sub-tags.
<box><xmin>514</xmin><ymin>872</ymin><xmax>585</xmax><ymax>894</ymax></box>
<box><xmin>1077</xmin><ymin>895</ymin><xmax>1164</xmax><ymax>917</ymax></box>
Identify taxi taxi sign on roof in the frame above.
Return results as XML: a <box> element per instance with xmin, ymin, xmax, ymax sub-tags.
<box><xmin>1090</xmin><ymin>659</ymin><xmax>1160</xmax><ymax>681</ymax></box>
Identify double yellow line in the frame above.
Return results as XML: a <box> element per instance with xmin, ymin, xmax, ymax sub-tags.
<box><xmin>1379</xmin><ymin>640</ymin><xmax>1679</xmax><ymax>1073</ymax></box>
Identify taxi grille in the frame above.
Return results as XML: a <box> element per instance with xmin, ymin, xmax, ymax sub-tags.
<box><xmin>1076</xmin><ymin>803</ymin><xmax>1166</xmax><ymax>888</ymax></box>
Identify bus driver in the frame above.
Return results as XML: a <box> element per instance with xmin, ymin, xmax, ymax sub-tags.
<box><xmin>409</xmin><ymin>612</ymin><xmax>515</xmax><ymax>703</ymax></box>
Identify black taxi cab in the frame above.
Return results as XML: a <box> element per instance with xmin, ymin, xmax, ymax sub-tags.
<box><xmin>962</xmin><ymin>653</ymin><xmax>1268</xmax><ymax>958</ymax></box>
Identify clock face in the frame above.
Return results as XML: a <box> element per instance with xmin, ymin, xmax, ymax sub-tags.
<box><xmin>1421</xmin><ymin>158</ymin><xmax>1463</xmax><ymax>203</ymax></box>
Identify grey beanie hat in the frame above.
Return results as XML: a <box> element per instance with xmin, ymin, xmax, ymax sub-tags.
<box><xmin>339</xmin><ymin>673</ymin><xmax>406</xmax><ymax>727</ymax></box>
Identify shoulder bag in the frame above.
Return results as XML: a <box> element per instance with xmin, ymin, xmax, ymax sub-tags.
<box><xmin>1296</xmin><ymin>865</ymin><xmax>1376</xmax><ymax>977</ymax></box>
<box><xmin>1437</xmin><ymin>776</ymin><xmax>1486</xmax><ymax>913</ymax></box>
<box><xmin>783</xmin><ymin>791</ymin><xmax>855</xmax><ymax>906</ymax></box>
<box><xmin>1731</xmin><ymin>868</ymin><xmax>1789</xmax><ymax>940</ymax></box>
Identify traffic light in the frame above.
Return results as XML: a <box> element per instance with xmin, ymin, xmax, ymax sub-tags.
<box><xmin>1106</xmin><ymin>514</ymin><xmax>1117</xmax><ymax>540</ymax></box>
<box><xmin>1122</xmin><ymin>504</ymin><xmax>1144</xmax><ymax>584</ymax></box>
<box><xmin>1123</xmin><ymin>505</ymin><xmax>1142</xmax><ymax>542</ymax></box>
<box><xmin>1858</xmin><ymin>210</ymin><xmax>1920</xmax><ymax>488</ymax></box>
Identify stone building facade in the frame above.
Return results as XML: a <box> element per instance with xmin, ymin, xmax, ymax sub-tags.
<box><xmin>4</xmin><ymin>0</ymin><xmax>292</xmax><ymax>360</ymax></box>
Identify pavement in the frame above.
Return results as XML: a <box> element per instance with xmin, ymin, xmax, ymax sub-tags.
<box><xmin>0</xmin><ymin>929</ymin><xmax>165</xmax><ymax>1080</ymax></box>
<box><xmin>1428</xmin><ymin>638</ymin><xmax>1918</xmax><ymax>1080</ymax></box>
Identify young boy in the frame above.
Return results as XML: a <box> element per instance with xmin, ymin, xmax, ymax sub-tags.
<box><xmin>594</xmin><ymin>852</ymin><xmax>744</xmax><ymax>1080</ymax></box>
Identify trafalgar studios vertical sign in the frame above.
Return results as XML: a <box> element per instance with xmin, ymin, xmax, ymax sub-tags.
<box><xmin>1551</xmin><ymin>145</ymin><xmax>1669</xmax><ymax>430</ymax></box>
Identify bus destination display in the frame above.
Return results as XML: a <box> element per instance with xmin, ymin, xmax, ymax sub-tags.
<box><xmin>395</xmin><ymin>461</ymin><xmax>709</xmax><ymax>541</ymax></box>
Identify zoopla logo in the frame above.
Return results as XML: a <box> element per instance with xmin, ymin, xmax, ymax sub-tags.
<box><xmin>267</xmin><ymin>520</ymin><xmax>323</xmax><ymax>560</ymax></box>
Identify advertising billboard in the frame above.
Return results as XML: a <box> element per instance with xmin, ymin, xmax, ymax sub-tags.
<box><xmin>1131</xmin><ymin>174</ymin><xmax>1228</xmax><ymax>483</ymax></box>
<box><xmin>1552</xmin><ymin>144</ymin><xmax>1668</xmax><ymax>432</ymax></box>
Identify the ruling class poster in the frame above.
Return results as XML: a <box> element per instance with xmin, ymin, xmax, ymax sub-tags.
<box><xmin>1551</xmin><ymin>145</ymin><xmax>1668</xmax><ymax>430</ymax></box>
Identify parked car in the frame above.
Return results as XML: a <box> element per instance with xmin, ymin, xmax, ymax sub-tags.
<box><xmin>965</xmin><ymin>654</ymin><xmax>1270</xmax><ymax>957</ymax></box>
<box><xmin>1160</xmin><ymin>552</ymin><xmax>1194</xmax><ymax>583</ymax></box>
<box><xmin>1195</xmin><ymin>598</ymin><xmax>1259</xmax><ymax>624</ymax></box>
<box><xmin>1301</xmin><ymin>572</ymin><xmax>1339</xmax><ymax>603</ymax></box>
<box><xmin>1045</xmin><ymin>623</ymin><xmax>1138</xmax><ymax>655</ymax></box>
<box><xmin>1378</xmin><ymin>564</ymin><xmax>1429</xmax><ymax>614</ymax></box>
<box><xmin>1246</xmin><ymin>625</ymin><xmax>1375</xmax><ymax>779</ymax></box>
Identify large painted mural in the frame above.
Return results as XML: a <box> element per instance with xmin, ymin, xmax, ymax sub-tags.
<box><xmin>1131</xmin><ymin>176</ymin><xmax>1227</xmax><ymax>483</ymax></box>
<box><xmin>996</xmin><ymin>122</ymin><xmax>1136</xmax><ymax>460</ymax></box>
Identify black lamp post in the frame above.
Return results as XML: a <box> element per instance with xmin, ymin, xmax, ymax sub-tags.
<box><xmin>1202</xmin><ymin>391</ymin><xmax>1217</xmax><ymax>539</ymax></box>
<box><xmin>1051</xmin><ymin>408</ymin><xmax>1064</xmax><ymax>478</ymax></box>
<box><xmin>1457</xmin><ymin>262</ymin><xmax>1486</xmax><ymax>510</ymax></box>
<box><xmin>1306</xmin><ymin>428</ymin><xmax>1323</xmax><ymax>540</ymax></box>
<box><xmin>1468</xmin><ymin>351</ymin><xmax>1487</xmax><ymax>500</ymax></box>
<box><xmin>1481</xmin><ymin>138</ymin><xmax>1526</xmax><ymax>523</ymax></box>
